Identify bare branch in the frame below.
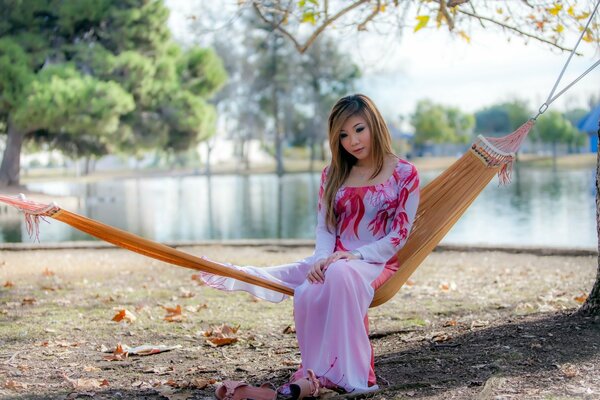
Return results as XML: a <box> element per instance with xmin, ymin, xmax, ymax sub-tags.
<box><xmin>252</xmin><ymin>2</ymin><xmax>304</xmax><ymax>53</ymax></box>
<box><xmin>254</xmin><ymin>0</ymin><xmax>370</xmax><ymax>53</ymax></box>
<box><xmin>357</xmin><ymin>0</ymin><xmax>382</xmax><ymax>31</ymax></box>
<box><xmin>457</xmin><ymin>9</ymin><xmax>578</xmax><ymax>53</ymax></box>
<box><xmin>439</xmin><ymin>0</ymin><xmax>455</xmax><ymax>31</ymax></box>
<box><xmin>447</xmin><ymin>0</ymin><xmax>469</xmax><ymax>7</ymax></box>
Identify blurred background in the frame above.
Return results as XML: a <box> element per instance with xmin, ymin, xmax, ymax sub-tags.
<box><xmin>0</xmin><ymin>0</ymin><xmax>598</xmax><ymax>248</ymax></box>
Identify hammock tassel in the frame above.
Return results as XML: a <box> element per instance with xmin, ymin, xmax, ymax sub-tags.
<box><xmin>0</xmin><ymin>194</ymin><xmax>60</xmax><ymax>241</ymax></box>
<box><xmin>470</xmin><ymin>119</ymin><xmax>535</xmax><ymax>185</ymax></box>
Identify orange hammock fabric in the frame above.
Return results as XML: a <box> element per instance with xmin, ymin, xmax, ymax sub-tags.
<box><xmin>0</xmin><ymin>121</ymin><xmax>534</xmax><ymax>308</ymax></box>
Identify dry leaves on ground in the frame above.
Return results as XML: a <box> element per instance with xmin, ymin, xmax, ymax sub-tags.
<box><xmin>200</xmin><ymin>324</ymin><xmax>240</xmax><ymax>347</ymax></box>
<box><xmin>62</xmin><ymin>373</ymin><xmax>109</xmax><ymax>390</ymax></box>
<box><xmin>3</xmin><ymin>380</ymin><xmax>28</xmax><ymax>390</ymax></box>
<box><xmin>574</xmin><ymin>293</ymin><xmax>588</xmax><ymax>304</ymax></box>
<box><xmin>163</xmin><ymin>305</ymin><xmax>185</xmax><ymax>322</ymax></box>
<box><xmin>282</xmin><ymin>325</ymin><xmax>296</xmax><ymax>334</ymax></box>
<box><xmin>103</xmin><ymin>343</ymin><xmax>128</xmax><ymax>361</ymax></box>
<box><xmin>21</xmin><ymin>297</ymin><xmax>36</xmax><ymax>305</ymax></box>
<box><xmin>112</xmin><ymin>309</ymin><xmax>137</xmax><ymax>323</ymax></box>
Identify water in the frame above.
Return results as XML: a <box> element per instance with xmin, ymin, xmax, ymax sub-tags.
<box><xmin>0</xmin><ymin>166</ymin><xmax>596</xmax><ymax>248</ymax></box>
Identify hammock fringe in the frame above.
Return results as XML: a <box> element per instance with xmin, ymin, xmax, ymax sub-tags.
<box><xmin>470</xmin><ymin>120</ymin><xmax>535</xmax><ymax>185</ymax></box>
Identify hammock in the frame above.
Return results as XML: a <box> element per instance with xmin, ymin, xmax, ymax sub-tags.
<box><xmin>0</xmin><ymin>120</ymin><xmax>533</xmax><ymax>308</ymax></box>
<box><xmin>2</xmin><ymin>1</ymin><xmax>598</xmax><ymax>307</ymax></box>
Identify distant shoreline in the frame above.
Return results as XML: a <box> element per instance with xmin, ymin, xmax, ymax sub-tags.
<box><xmin>0</xmin><ymin>239</ymin><xmax>595</xmax><ymax>256</ymax></box>
<box><xmin>16</xmin><ymin>153</ymin><xmax>596</xmax><ymax>186</ymax></box>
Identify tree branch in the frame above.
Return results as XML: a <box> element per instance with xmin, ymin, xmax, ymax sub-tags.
<box><xmin>439</xmin><ymin>0</ymin><xmax>455</xmax><ymax>31</ymax></box>
<box><xmin>357</xmin><ymin>0</ymin><xmax>381</xmax><ymax>31</ymax></box>
<box><xmin>457</xmin><ymin>9</ymin><xmax>578</xmax><ymax>53</ymax></box>
<box><xmin>252</xmin><ymin>2</ymin><xmax>303</xmax><ymax>52</ymax></box>
<box><xmin>254</xmin><ymin>0</ymin><xmax>370</xmax><ymax>53</ymax></box>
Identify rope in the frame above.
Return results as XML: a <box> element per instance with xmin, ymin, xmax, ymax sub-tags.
<box><xmin>533</xmin><ymin>0</ymin><xmax>600</xmax><ymax>119</ymax></box>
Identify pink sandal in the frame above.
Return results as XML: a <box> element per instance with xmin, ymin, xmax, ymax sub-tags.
<box><xmin>215</xmin><ymin>380</ymin><xmax>277</xmax><ymax>400</ymax></box>
<box><xmin>289</xmin><ymin>369</ymin><xmax>320</xmax><ymax>399</ymax></box>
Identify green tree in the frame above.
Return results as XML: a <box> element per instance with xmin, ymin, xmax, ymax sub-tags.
<box><xmin>0</xmin><ymin>0</ymin><xmax>226</xmax><ymax>186</ymax></box>
<box><xmin>199</xmin><ymin>8</ymin><xmax>359</xmax><ymax>174</ymax></box>
<box><xmin>475</xmin><ymin>100</ymin><xmax>532</xmax><ymax>135</ymax></box>
<box><xmin>533</xmin><ymin>111</ymin><xmax>580</xmax><ymax>164</ymax></box>
<box><xmin>411</xmin><ymin>100</ymin><xmax>474</xmax><ymax>153</ymax></box>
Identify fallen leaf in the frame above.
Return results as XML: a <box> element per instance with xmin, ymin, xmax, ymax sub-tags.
<box><xmin>189</xmin><ymin>378</ymin><xmax>216</xmax><ymax>389</ymax></box>
<box><xmin>103</xmin><ymin>343</ymin><xmax>128</xmax><ymax>361</ymax></box>
<box><xmin>574</xmin><ymin>294</ymin><xmax>588</xmax><ymax>304</ymax></box>
<box><xmin>63</xmin><ymin>374</ymin><xmax>105</xmax><ymax>390</ymax></box>
<box><xmin>283</xmin><ymin>325</ymin><xmax>296</xmax><ymax>334</ymax></box>
<box><xmin>185</xmin><ymin>304</ymin><xmax>207</xmax><ymax>313</ymax></box>
<box><xmin>179</xmin><ymin>288</ymin><xmax>195</xmax><ymax>298</ymax></box>
<box><xmin>191</xmin><ymin>274</ymin><xmax>205</xmax><ymax>285</ymax></box>
<box><xmin>431</xmin><ymin>332</ymin><xmax>452</xmax><ymax>343</ymax></box>
<box><xmin>560</xmin><ymin>364</ymin><xmax>579</xmax><ymax>378</ymax></box>
<box><xmin>155</xmin><ymin>386</ymin><xmax>190</xmax><ymax>400</ymax></box>
<box><xmin>17</xmin><ymin>364</ymin><xmax>30</xmax><ymax>372</ymax></box>
<box><xmin>42</xmin><ymin>268</ymin><xmax>55</xmax><ymax>277</ymax></box>
<box><xmin>143</xmin><ymin>366</ymin><xmax>174</xmax><ymax>375</ymax></box>
<box><xmin>127</xmin><ymin>344</ymin><xmax>182</xmax><ymax>356</ymax></box>
<box><xmin>438</xmin><ymin>281</ymin><xmax>457</xmax><ymax>291</ymax></box>
<box><xmin>163</xmin><ymin>305</ymin><xmax>185</xmax><ymax>322</ymax></box>
<box><xmin>3</xmin><ymin>281</ymin><xmax>14</xmax><ymax>288</ymax></box>
<box><xmin>3</xmin><ymin>380</ymin><xmax>28</xmax><ymax>390</ymax></box>
<box><xmin>112</xmin><ymin>309</ymin><xmax>137</xmax><ymax>323</ymax></box>
<box><xmin>203</xmin><ymin>324</ymin><xmax>240</xmax><ymax>347</ymax></box>
<box><xmin>470</xmin><ymin>320</ymin><xmax>489</xmax><ymax>329</ymax></box>
<box><xmin>207</xmin><ymin>337</ymin><xmax>238</xmax><ymax>347</ymax></box>
<box><xmin>21</xmin><ymin>297</ymin><xmax>36</xmax><ymax>305</ymax></box>
<box><xmin>405</xmin><ymin>279</ymin><xmax>416</xmax><ymax>287</ymax></box>
<box><xmin>443</xmin><ymin>320</ymin><xmax>458</xmax><ymax>327</ymax></box>
<box><xmin>84</xmin><ymin>366</ymin><xmax>101</xmax><ymax>372</ymax></box>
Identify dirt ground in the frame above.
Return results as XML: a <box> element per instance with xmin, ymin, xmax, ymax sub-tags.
<box><xmin>0</xmin><ymin>245</ymin><xmax>598</xmax><ymax>400</ymax></box>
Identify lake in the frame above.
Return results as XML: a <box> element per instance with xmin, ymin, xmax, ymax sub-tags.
<box><xmin>0</xmin><ymin>166</ymin><xmax>596</xmax><ymax>248</ymax></box>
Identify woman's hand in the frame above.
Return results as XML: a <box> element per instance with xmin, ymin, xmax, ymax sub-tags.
<box><xmin>324</xmin><ymin>251</ymin><xmax>360</xmax><ymax>267</ymax></box>
<box><xmin>307</xmin><ymin>251</ymin><xmax>361</xmax><ymax>284</ymax></box>
<box><xmin>307</xmin><ymin>259</ymin><xmax>328</xmax><ymax>284</ymax></box>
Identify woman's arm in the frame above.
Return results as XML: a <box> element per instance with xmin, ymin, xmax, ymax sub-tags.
<box><xmin>353</xmin><ymin>164</ymin><xmax>420</xmax><ymax>264</ymax></box>
<box><xmin>312</xmin><ymin>166</ymin><xmax>336</xmax><ymax>262</ymax></box>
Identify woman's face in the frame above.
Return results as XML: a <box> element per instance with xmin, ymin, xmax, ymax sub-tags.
<box><xmin>339</xmin><ymin>114</ymin><xmax>371</xmax><ymax>162</ymax></box>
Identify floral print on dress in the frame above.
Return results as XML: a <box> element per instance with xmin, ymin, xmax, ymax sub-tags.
<box><xmin>317</xmin><ymin>158</ymin><xmax>419</xmax><ymax>269</ymax></box>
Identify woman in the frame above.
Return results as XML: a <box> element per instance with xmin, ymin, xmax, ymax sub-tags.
<box><xmin>204</xmin><ymin>94</ymin><xmax>419</xmax><ymax>398</ymax></box>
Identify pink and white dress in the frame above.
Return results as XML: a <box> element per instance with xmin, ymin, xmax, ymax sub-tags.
<box><xmin>201</xmin><ymin>158</ymin><xmax>420</xmax><ymax>393</ymax></box>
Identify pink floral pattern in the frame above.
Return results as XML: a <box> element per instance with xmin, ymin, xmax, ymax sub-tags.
<box><xmin>316</xmin><ymin>158</ymin><xmax>420</xmax><ymax>270</ymax></box>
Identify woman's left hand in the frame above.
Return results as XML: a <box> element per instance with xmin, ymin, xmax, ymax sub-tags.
<box><xmin>325</xmin><ymin>251</ymin><xmax>360</xmax><ymax>267</ymax></box>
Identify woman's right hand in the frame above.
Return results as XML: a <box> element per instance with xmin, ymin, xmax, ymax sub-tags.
<box><xmin>307</xmin><ymin>259</ymin><xmax>328</xmax><ymax>284</ymax></box>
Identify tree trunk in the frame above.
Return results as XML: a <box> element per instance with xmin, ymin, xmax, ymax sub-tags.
<box><xmin>271</xmin><ymin>34</ymin><xmax>284</xmax><ymax>177</ymax></box>
<box><xmin>0</xmin><ymin>119</ymin><xmax>25</xmax><ymax>187</ymax></box>
<box><xmin>205</xmin><ymin>141</ymin><xmax>213</xmax><ymax>176</ymax></box>
<box><xmin>579</xmin><ymin>122</ymin><xmax>600</xmax><ymax>315</ymax></box>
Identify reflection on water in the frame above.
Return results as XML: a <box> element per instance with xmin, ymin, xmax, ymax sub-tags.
<box><xmin>0</xmin><ymin>166</ymin><xmax>595</xmax><ymax>248</ymax></box>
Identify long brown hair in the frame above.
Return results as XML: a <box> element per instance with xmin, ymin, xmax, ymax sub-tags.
<box><xmin>323</xmin><ymin>94</ymin><xmax>394</xmax><ymax>230</ymax></box>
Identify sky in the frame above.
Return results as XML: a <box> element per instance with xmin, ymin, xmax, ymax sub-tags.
<box><xmin>165</xmin><ymin>1</ymin><xmax>600</xmax><ymax>122</ymax></box>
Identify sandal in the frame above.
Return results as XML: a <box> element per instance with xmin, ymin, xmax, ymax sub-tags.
<box><xmin>289</xmin><ymin>369</ymin><xmax>320</xmax><ymax>399</ymax></box>
<box><xmin>215</xmin><ymin>380</ymin><xmax>277</xmax><ymax>400</ymax></box>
